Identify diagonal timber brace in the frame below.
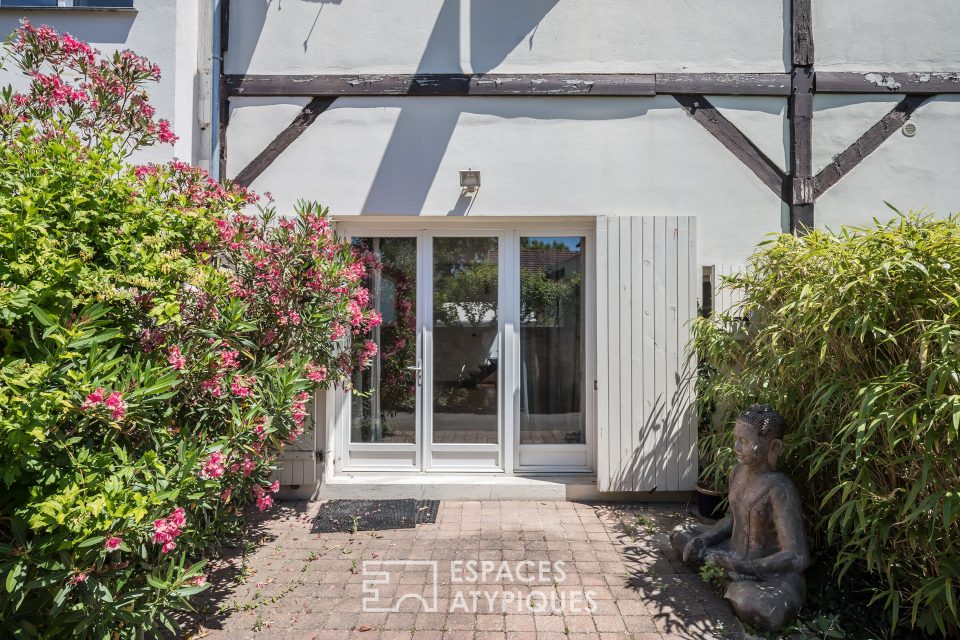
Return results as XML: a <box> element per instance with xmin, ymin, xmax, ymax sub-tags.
<box><xmin>232</xmin><ymin>97</ymin><xmax>337</xmax><ymax>189</ymax></box>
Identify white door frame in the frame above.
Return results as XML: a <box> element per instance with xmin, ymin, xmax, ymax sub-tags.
<box><xmin>330</xmin><ymin>217</ymin><xmax>596</xmax><ymax>476</ymax></box>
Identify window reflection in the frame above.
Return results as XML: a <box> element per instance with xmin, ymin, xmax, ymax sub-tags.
<box><xmin>432</xmin><ymin>237</ymin><xmax>499</xmax><ymax>444</ymax></box>
<box><xmin>350</xmin><ymin>237</ymin><xmax>417</xmax><ymax>444</ymax></box>
<box><xmin>519</xmin><ymin>237</ymin><xmax>586</xmax><ymax>445</ymax></box>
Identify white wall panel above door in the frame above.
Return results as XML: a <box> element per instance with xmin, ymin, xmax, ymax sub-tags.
<box><xmin>596</xmin><ymin>216</ymin><xmax>698</xmax><ymax>492</ymax></box>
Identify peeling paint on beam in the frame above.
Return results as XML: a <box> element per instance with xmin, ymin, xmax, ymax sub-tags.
<box><xmin>655</xmin><ymin>73</ymin><xmax>791</xmax><ymax>95</ymax></box>
<box><xmin>225</xmin><ymin>74</ymin><xmax>656</xmax><ymax>97</ymax></box>
<box><xmin>816</xmin><ymin>71</ymin><xmax>960</xmax><ymax>94</ymax></box>
<box><xmin>224</xmin><ymin>73</ymin><xmax>794</xmax><ymax>98</ymax></box>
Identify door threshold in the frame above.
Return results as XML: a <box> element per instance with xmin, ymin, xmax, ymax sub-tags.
<box><xmin>319</xmin><ymin>473</ymin><xmax>599</xmax><ymax>501</ymax></box>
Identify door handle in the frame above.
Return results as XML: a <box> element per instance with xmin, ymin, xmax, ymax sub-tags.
<box><xmin>406</xmin><ymin>361</ymin><xmax>423</xmax><ymax>386</ymax></box>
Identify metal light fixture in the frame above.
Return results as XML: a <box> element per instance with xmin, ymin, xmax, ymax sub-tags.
<box><xmin>902</xmin><ymin>122</ymin><xmax>918</xmax><ymax>137</ymax></box>
<box><xmin>459</xmin><ymin>169</ymin><xmax>481</xmax><ymax>192</ymax></box>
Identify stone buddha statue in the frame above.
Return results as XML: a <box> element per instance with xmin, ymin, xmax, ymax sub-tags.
<box><xmin>670</xmin><ymin>404</ymin><xmax>809</xmax><ymax>632</ymax></box>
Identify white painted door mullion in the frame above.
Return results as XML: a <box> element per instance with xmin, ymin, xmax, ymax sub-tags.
<box><xmin>503</xmin><ymin>230</ymin><xmax>516</xmax><ymax>475</ymax></box>
<box><xmin>420</xmin><ymin>231</ymin><xmax>433</xmax><ymax>472</ymax></box>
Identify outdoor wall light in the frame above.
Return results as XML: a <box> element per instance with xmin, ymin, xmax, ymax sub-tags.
<box><xmin>460</xmin><ymin>169</ymin><xmax>481</xmax><ymax>192</ymax></box>
<box><xmin>901</xmin><ymin>122</ymin><xmax>918</xmax><ymax>137</ymax></box>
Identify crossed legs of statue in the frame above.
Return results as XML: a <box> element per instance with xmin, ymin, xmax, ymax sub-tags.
<box><xmin>670</xmin><ymin>525</ymin><xmax>805</xmax><ymax>632</ymax></box>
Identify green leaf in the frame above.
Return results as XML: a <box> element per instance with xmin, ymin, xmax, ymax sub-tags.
<box><xmin>76</xmin><ymin>536</ymin><xmax>106</xmax><ymax>548</ymax></box>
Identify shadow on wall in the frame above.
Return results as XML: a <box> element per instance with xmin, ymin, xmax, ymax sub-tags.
<box><xmin>360</xmin><ymin>0</ymin><xmax>561</xmax><ymax>215</ymax></box>
<box><xmin>606</xmin><ymin>357</ymin><xmax>697</xmax><ymax>493</ymax></box>
<box><xmin>0</xmin><ymin>10</ymin><xmax>134</xmax><ymax>44</ymax></box>
<box><xmin>227</xmin><ymin>0</ymin><xmax>561</xmax><ymax>215</ymax></box>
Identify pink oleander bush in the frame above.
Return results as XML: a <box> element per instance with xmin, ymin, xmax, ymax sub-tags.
<box><xmin>0</xmin><ymin>23</ymin><xmax>378</xmax><ymax>637</ymax></box>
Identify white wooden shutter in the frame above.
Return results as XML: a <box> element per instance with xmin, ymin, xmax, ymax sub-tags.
<box><xmin>596</xmin><ymin>216</ymin><xmax>698</xmax><ymax>492</ymax></box>
<box><xmin>276</xmin><ymin>393</ymin><xmax>320</xmax><ymax>487</ymax></box>
<box><xmin>711</xmin><ymin>264</ymin><xmax>747</xmax><ymax>317</ymax></box>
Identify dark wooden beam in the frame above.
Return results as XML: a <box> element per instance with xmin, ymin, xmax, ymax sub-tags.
<box><xmin>812</xmin><ymin>95</ymin><xmax>930</xmax><ymax>200</ymax></box>
<box><xmin>226</xmin><ymin>74</ymin><xmax>656</xmax><ymax>97</ymax></box>
<box><xmin>655</xmin><ymin>73</ymin><xmax>790</xmax><ymax>96</ymax></box>
<box><xmin>816</xmin><ymin>71</ymin><xmax>960</xmax><ymax>94</ymax></box>
<box><xmin>674</xmin><ymin>95</ymin><xmax>788</xmax><ymax>201</ymax></box>
<box><xmin>789</xmin><ymin>0</ymin><xmax>815</xmax><ymax>234</ymax></box>
<box><xmin>232</xmin><ymin>98</ymin><xmax>337</xmax><ymax>189</ymax></box>
<box><xmin>224</xmin><ymin>73</ymin><xmax>793</xmax><ymax>98</ymax></box>
<box><xmin>792</xmin><ymin>0</ymin><xmax>814</xmax><ymax>66</ymax></box>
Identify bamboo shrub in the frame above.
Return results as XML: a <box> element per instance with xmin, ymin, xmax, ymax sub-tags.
<box><xmin>692</xmin><ymin>211</ymin><xmax>960</xmax><ymax>636</ymax></box>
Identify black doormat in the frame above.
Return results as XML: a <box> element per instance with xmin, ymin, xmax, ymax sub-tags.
<box><xmin>312</xmin><ymin>499</ymin><xmax>440</xmax><ymax>533</ymax></box>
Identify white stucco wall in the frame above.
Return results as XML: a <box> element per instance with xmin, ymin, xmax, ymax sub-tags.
<box><xmin>227</xmin><ymin>96</ymin><xmax>786</xmax><ymax>266</ymax></box>
<box><xmin>814</xmin><ymin>95</ymin><xmax>960</xmax><ymax>228</ymax></box>
<box><xmin>226</xmin><ymin>0</ymin><xmax>788</xmax><ymax>75</ymax></box>
<box><xmin>0</xmin><ymin>0</ymin><xmax>202</xmax><ymax>165</ymax></box>
<box><xmin>814</xmin><ymin>0</ymin><xmax>960</xmax><ymax>71</ymax></box>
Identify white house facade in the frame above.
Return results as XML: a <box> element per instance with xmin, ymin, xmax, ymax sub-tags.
<box><xmin>3</xmin><ymin>0</ymin><xmax>959</xmax><ymax>499</ymax></box>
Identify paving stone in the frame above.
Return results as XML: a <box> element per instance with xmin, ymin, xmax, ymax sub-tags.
<box><xmin>187</xmin><ymin>501</ymin><xmax>745</xmax><ymax>640</ymax></box>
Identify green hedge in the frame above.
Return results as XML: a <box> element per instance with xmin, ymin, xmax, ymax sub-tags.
<box><xmin>693</xmin><ymin>211</ymin><xmax>960</xmax><ymax>637</ymax></box>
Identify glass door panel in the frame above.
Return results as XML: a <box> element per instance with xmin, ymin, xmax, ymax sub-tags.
<box><xmin>518</xmin><ymin>236</ymin><xmax>587</xmax><ymax>468</ymax></box>
<box><xmin>350</xmin><ymin>237</ymin><xmax>418</xmax><ymax>445</ymax></box>
<box><xmin>431</xmin><ymin>237</ymin><xmax>499</xmax><ymax>445</ymax></box>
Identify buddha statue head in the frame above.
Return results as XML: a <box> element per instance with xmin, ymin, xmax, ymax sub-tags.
<box><xmin>733</xmin><ymin>404</ymin><xmax>786</xmax><ymax>472</ymax></box>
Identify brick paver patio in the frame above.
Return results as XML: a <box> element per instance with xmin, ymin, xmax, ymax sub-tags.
<box><xmin>186</xmin><ymin>501</ymin><xmax>744</xmax><ymax>639</ymax></box>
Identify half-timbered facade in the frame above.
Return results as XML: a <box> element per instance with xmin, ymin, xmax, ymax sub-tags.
<box><xmin>3</xmin><ymin>0</ymin><xmax>959</xmax><ymax>499</ymax></box>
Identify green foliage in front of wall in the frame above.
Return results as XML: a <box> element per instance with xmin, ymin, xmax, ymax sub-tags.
<box><xmin>693</xmin><ymin>210</ymin><xmax>960</xmax><ymax>638</ymax></box>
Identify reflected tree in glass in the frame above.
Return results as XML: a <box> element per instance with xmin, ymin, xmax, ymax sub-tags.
<box><xmin>519</xmin><ymin>237</ymin><xmax>586</xmax><ymax>445</ymax></box>
<box><xmin>432</xmin><ymin>237</ymin><xmax>499</xmax><ymax>444</ymax></box>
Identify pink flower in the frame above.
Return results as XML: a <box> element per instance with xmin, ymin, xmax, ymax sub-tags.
<box><xmin>152</xmin><ymin>507</ymin><xmax>186</xmax><ymax>554</ymax></box>
<box><xmin>330</xmin><ymin>321</ymin><xmax>347</xmax><ymax>341</ymax></box>
<box><xmin>270</xmin><ymin>480</ymin><xmax>280</xmax><ymax>493</ymax></box>
<box><xmin>360</xmin><ymin>340</ymin><xmax>379</xmax><ymax>367</ymax></box>
<box><xmin>156</xmin><ymin>119</ymin><xmax>177</xmax><ymax>144</ymax></box>
<box><xmin>241</xmin><ymin>455</ymin><xmax>256</xmax><ymax>476</ymax></box>
<box><xmin>306</xmin><ymin>363</ymin><xmax>327</xmax><ymax>383</ymax></box>
<box><xmin>82</xmin><ymin>388</ymin><xmax>104</xmax><ymax>409</ymax></box>
<box><xmin>256</xmin><ymin>494</ymin><xmax>274</xmax><ymax>511</ymax></box>
<box><xmin>201</xmin><ymin>373</ymin><xmax>224</xmax><ymax>397</ymax></box>
<box><xmin>69</xmin><ymin>572</ymin><xmax>88</xmax><ymax>587</ymax></box>
<box><xmin>366</xmin><ymin>311</ymin><xmax>383</xmax><ymax>329</ymax></box>
<box><xmin>104</xmin><ymin>536</ymin><xmax>122</xmax><ymax>551</ymax></box>
<box><xmin>187</xmin><ymin>574</ymin><xmax>207</xmax><ymax>587</ymax></box>
<box><xmin>167</xmin><ymin>345</ymin><xmax>187</xmax><ymax>370</ymax></box>
<box><xmin>252</xmin><ymin>485</ymin><xmax>275</xmax><ymax>512</ymax></box>
<box><xmin>104</xmin><ymin>391</ymin><xmax>126</xmax><ymax>420</ymax></box>
<box><xmin>219</xmin><ymin>349</ymin><xmax>240</xmax><ymax>370</ymax></box>
<box><xmin>231</xmin><ymin>376</ymin><xmax>252</xmax><ymax>398</ymax></box>
<box><xmin>253</xmin><ymin>418</ymin><xmax>267</xmax><ymax>441</ymax></box>
<box><xmin>220</xmin><ymin>487</ymin><xmax>232</xmax><ymax>502</ymax></box>
<box><xmin>199</xmin><ymin>452</ymin><xmax>225</xmax><ymax>480</ymax></box>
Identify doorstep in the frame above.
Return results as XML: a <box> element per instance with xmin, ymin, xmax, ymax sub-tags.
<box><xmin>317</xmin><ymin>473</ymin><xmax>601</xmax><ymax>501</ymax></box>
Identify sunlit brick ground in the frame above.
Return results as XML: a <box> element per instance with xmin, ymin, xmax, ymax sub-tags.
<box><xmin>186</xmin><ymin>501</ymin><xmax>743</xmax><ymax>639</ymax></box>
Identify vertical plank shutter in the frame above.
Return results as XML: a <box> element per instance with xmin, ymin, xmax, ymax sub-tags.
<box><xmin>711</xmin><ymin>264</ymin><xmax>747</xmax><ymax>317</ymax></box>
<box><xmin>596</xmin><ymin>216</ymin><xmax>698</xmax><ymax>492</ymax></box>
